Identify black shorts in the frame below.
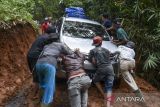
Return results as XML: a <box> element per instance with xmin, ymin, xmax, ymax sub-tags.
<box><xmin>93</xmin><ymin>65</ymin><xmax>114</xmax><ymax>83</ymax></box>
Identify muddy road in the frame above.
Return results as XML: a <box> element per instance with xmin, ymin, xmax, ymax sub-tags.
<box><xmin>4</xmin><ymin>76</ymin><xmax>160</xmax><ymax>107</ymax></box>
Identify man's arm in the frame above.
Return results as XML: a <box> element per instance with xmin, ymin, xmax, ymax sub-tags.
<box><xmin>88</xmin><ymin>50</ymin><xmax>93</xmax><ymax>62</ymax></box>
<box><xmin>61</xmin><ymin>44</ymin><xmax>73</xmax><ymax>55</ymax></box>
<box><xmin>110</xmin><ymin>51</ymin><xmax>120</xmax><ymax>57</ymax></box>
<box><xmin>112</xmin><ymin>32</ymin><xmax>128</xmax><ymax>45</ymax></box>
<box><xmin>112</xmin><ymin>40</ymin><xmax>127</xmax><ymax>46</ymax></box>
<box><xmin>106</xmin><ymin>26</ymin><xmax>113</xmax><ymax>31</ymax></box>
<box><xmin>74</xmin><ymin>48</ymin><xmax>85</xmax><ymax>60</ymax></box>
<box><xmin>112</xmin><ymin>39</ymin><xmax>119</xmax><ymax>42</ymax></box>
<box><xmin>89</xmin><ymin>50</ymin><xmax>96</xmax><ymax>65</ymax></box>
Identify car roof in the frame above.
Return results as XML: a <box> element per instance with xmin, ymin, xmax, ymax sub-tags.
<box><xmin>63</xmin><ymin>17</ymin><xmax>101</xmax><ymax>25</ymax></box>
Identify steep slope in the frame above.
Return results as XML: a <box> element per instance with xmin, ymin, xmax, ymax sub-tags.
<box><xmin>0</xmin><ymin>23</ymin><xmax>36</xmax><ymax>105</ymax></box>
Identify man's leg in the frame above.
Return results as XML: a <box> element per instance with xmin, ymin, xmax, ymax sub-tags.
<box><xmin>81</xmin><ymin>89</ymin><xmax>88</xmax><ymax>107</ymax></box>
<box><xmin>32</xmin><ymin>83</ymin><xmax>39</xmax><ymax>99</ymax></box>
<box><xmin>42</xmin><ymin>64</ymin><xmax>56</xmax><ymax>105</ymax></box>
<box><xmin>95</xmin><ymin>82</ymin><xmax>105</xmax><ymax>98</ymax></box>
<box><xmin>32</xmin><ymin>70</ymin><xmax>40</xmax><ymax>99</ymax></box>
<box><xmin>81</xmin><ymin>75</ymin><xmax>91</xmax><ymax>107</ymax></box>
<box><xmin>104</xmin><ymin>76</ymin><xmax>114</xmax><ymax>107</ymax></box>
<box><xmin>27</xmin><ymin>56</ymin><xmax>39</xmax><ymax>99</ymax></box>
<box><xmin>69</xmin><ymin>88</ymin><xmax>81</xmax><ymax>107</ymax></box>
<box><xmin>68</xmin><ymin>78</ymin><xmax>81</xmax><ymax>107</ymax></box>
<box><xmin>36</xmin><ymin>63</ymin><xmax>56</xmax><ymax>106</ymax></box>
<box><xmin>94</xmin><ymin>81</ymin><xmax>113</xmax><ymax>107</ymax></box>
<box><xmin>104</xmin><ymin>91</ymin><xmax>113</xmax><ymax>107</ymax></box>
<box><xmin>93</xmin><ymin>73</ymin><xmax>105</xmax><ymax>98</ymax></box>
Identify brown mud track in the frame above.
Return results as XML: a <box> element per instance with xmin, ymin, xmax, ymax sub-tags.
<box><xmin>3</xmin><ymin>76</ymin><xmax>160</xmax><ymax>107</ymax></box>
<box><xmin>0</xmin><ymin>24</ymin><xmax>160</xmax><ymax>107</ymax></box>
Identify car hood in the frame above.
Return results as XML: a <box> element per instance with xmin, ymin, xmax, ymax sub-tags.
<box><xmin>61</xmin><ymin>36</ymin><xmax>118</xmax><ymax>54</ymax></box>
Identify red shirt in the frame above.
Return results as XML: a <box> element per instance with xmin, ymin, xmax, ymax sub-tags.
<box><xmin>41</xmin><ymin>22</ymin><xmax>49</xmax><ymax>33</ymax></box>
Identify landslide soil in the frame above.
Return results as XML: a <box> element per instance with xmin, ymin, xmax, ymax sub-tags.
<box><xmin>0</xmin><ymin>24</ymin><xmax>160</xmax><ymax>107</ymax></box>
<box><xmin>0</xmin><ymin>23</ymin><xmax>36</xmax><ymax>106</ymax></box>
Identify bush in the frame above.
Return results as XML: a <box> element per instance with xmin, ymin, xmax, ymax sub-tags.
<box><xmin>0</xmin><ymin>0</ymin><xmax>35</xmax><ymax>28</ymax></box>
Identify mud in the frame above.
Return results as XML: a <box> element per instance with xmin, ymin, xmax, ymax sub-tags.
<box><xmin>0</xmin><ymin>23</ymin><xmax>36</xmax><ymax>106</ymax></box>
<box><xmin>5</xmin><ymin>82</ymin><xmax>31</xmax><ymax>107</ymax></box>
<box><xmin>4</xmin><ymin>76</ymin><xmax>160</xmax><ymax>107</ymax></box>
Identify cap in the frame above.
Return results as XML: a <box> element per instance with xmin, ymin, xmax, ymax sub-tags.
<box><xmin>125</xmin><ymin>41</ymin><xmax>135</xmax><ymax>49</ymax></box>
<box><xmin>92</xmin><ymin>36</ymin><xmax>103</xmax><ymax>46</ymax></box>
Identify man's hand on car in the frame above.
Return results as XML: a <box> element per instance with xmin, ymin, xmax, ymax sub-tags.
<box><xmin>74</xmin><ymin>48</ymin><xmax>80</xmax><ymax>53</ymax></box>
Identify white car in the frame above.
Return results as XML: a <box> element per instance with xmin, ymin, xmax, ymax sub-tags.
<box><xmin>60</xmin><ymin>17</ymin><xmax>117</xmax><ymax>53</ymax></box>
<box><xmin>58</xmin><ymin>17</ymin><xmax>118</xmax><ymax>70</ymax></box>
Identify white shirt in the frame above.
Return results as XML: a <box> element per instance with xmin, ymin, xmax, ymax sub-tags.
<box><xmin>117</xmin><ymin>45</ymin><xmax>135</xmax><ymax>61</ymax></box>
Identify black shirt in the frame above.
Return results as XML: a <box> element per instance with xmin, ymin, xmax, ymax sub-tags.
<box><xmin>27</xmin><ymin>34</ymin><xmax>53</xmax><ymax>59</ymax></box>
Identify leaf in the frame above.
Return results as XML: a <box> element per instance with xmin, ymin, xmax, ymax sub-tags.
<box><xmin>147</xmin><ymin>14</ymin><xmax>155</xmax><ymax>22</ymax></box>
<box><xmin>143</xmin><ymin>54</ymin><xmax>159</xmax><ymax>70</ymax></box>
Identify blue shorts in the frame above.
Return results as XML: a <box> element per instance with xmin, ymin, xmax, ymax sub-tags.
<box><xmin>104</xmin><ymin>76</ymin><xmax>114</xmax><ymax>93</ymax></box>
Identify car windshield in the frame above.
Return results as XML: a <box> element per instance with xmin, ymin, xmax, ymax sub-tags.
<box><xmin>62</xmin><ymin>20</ymin><xmax>110</xmax><ymax>41</ymax></box>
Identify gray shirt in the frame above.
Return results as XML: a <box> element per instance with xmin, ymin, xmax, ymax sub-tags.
<box><xmin>89</xmin><ymin>46</ymin><xmax>111</xmax><ymax>68</ymax></box>
<box><xmin>89</xmin><ymin>46</ymin><xmax>115</xmax><ymax>76</ymax></box>
<box><xmin>37</xmin><ymin>42</ymin><xmax>72</xmax><ymax>67</ymax></box>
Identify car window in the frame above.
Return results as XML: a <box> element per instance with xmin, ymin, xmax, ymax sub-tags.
<box><xmin>62</xmin><ymin>20</ymin><xmax>110</xmax><ymax>41</ymax></box>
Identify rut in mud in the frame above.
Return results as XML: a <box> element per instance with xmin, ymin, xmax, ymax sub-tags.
<box><xmin>0</xmin><ymin>24</ymin><xmax>160</xmax><ymax>107</ymax></box>
<box><xmin>4</xmin><ymin>77</ymin><xmax>160</xmax><ymax>107</ymax></box>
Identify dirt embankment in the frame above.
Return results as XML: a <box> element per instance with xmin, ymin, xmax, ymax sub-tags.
<box><xmin>0</xmin><ymin>23</ymin><xmax>36</xmax><ymax>105</ymax></box>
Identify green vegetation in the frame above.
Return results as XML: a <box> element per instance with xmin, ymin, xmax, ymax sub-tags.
<box><xmin>0</xmin><ymin>0</ymin><xmax>35</xmax><ymax>29</ymax></box>
<box><xmin>0</xmin><ymin>0</ymin><xmax>160</xmax><ymax>88</ymax></box>
<box><xmin>0</xmin><ymin>0</ymin><xmax>34</xmax><ymax>22</ymax></box>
